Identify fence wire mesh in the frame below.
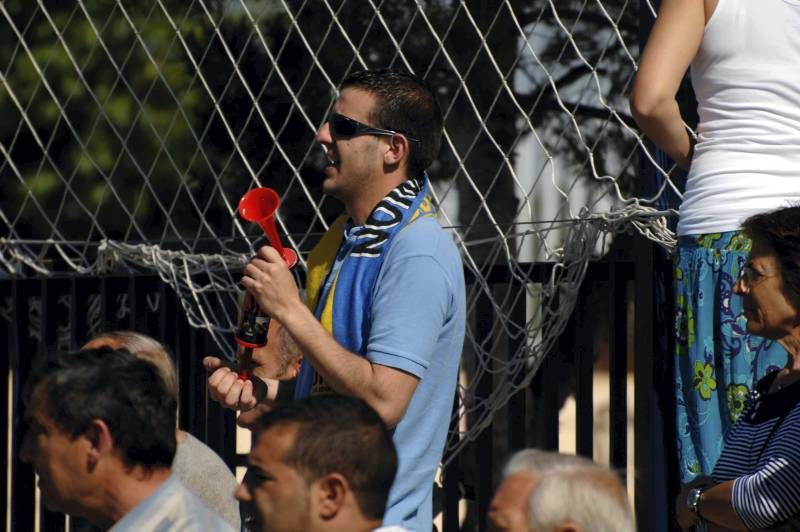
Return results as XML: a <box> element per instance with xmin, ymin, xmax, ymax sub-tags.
<box><xmin>0</xmin><ymin>0</ymin><xmax>678</xmax><ymax>461</ymax></box>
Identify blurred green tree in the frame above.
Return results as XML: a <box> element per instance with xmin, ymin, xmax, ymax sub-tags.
<box><xmin>1</xmin><ymin>0</ymin><xmax>638</xmax><ymax>263</ymax></box>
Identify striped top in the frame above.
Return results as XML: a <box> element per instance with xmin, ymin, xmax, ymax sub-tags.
<box><xmin>712</xmin><ymin>371</ymin><xmax>800</xmax><ymax>529</ymax></box>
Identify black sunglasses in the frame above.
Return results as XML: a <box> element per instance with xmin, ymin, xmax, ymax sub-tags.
<box><xmin>329</xmin><ymin>112</ymin><xmax>419</xmax><ymax>142</ymax></box>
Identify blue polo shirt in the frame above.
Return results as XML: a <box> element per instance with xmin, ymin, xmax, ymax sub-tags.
<box><xmin>297</xmin><ymin>216</ymin><xmax>465</xmax><ymax>530</ymax></box>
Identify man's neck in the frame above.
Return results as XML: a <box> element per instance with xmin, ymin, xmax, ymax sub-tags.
<box><xmin>316</xmin><ymin>496</ymin><xmax>382</xmax><ymax>532</ymax></box>
<box><xmin>321</xmin><ymin>516</ymin><xmax>382</xmax><ymax>532</ymax></box>
<box><xmin>345</xmin><ymin>173</ymin><xmax>411</xmax><ymax>226</ymax></box>
<box><xmin>89</xmin><ymin>466</ymin><xmax>172</xmax><ymax>528</ymax></box>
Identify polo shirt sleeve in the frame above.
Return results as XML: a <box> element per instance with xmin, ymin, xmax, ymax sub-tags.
<box><xmin>366</xmin><ymin>253</ymin><xmax>454</xmax><ymax>379</ymax></box>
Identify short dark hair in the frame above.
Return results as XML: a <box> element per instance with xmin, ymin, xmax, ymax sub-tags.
<box><xmin>251</xmin><ymin>395</ymin><xmax>397</xmax><ymax>520</ymax></box>
<box><xmin>342</xmin><ymin>69</ymin><xmax>443</xmax><ymax>179</ymax></box>
<box><xmin>742</xmin><ymin>205</ymin><xmax>800</xmax><ymax>298</ymax></box>
<box><xmin>23</xmin><ymin>347</ymin><xmax>177</xmax><ymax>470</ymax></box>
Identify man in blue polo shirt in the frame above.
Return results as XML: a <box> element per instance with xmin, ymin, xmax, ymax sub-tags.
<box><xmin>206</xmin><ymin>69</ymin><xmax>465</xmax><ymax>530</ymax></box>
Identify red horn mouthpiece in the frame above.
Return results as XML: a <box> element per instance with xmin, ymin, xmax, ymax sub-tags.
<box><xmin>238</xmin><ymin>187</ymin><xmax>298</xmax><ymax>268</ymax></box>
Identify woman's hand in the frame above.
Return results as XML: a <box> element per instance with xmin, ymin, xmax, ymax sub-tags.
<box><xmin>676</xmin><ymin>476</ymin><xmax>714</xmax><ymax>530</ymax></box>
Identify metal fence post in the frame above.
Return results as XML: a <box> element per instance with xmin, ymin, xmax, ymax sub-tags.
<box><xmin>634</xmin><ymin>234</ymin><xmax>656</xmax><ymax>529</ymax></box>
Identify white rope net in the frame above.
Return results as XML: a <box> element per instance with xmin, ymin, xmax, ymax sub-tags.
<box><xmin>1</xmin><ymin>0</ymin><xmax>679</xmax><ymax>462</ymax></box>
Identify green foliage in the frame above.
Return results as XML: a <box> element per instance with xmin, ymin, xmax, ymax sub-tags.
<box><xmin>0</xmin><ymin>1</ymin><xmax>210</xmax><ymax>242</ymax></box>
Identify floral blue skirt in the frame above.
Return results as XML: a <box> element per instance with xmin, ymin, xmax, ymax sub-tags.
<box><xmin>674</xmin><ymin>231</ymin><xmax>787</xmax><ymax>483</ymax></box>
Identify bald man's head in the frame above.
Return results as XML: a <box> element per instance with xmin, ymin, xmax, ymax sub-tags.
<box><xmin>83</xmin><ymin>331</ymin><xmax>178</xmax><ymax>399</ymax></box>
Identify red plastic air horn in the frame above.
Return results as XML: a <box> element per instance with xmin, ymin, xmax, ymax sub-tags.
<box><xmin>238</xmin><ymin>187</ymin><xmax>298</xmax><ymax>268</ymax></box>
<box><xmin>234</xmin><ymin>187</ymin><xmax>298</xmax><ymax>381</ymax></box>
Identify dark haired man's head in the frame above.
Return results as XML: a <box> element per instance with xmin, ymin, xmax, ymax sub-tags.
<box><xmin>236</xmin><ymin>395</ymin><xmax>397</xmax><ymax>532</ymax></box>
<box><xmin>21</xmin><ymin>347</ymin><xmax>176</xmax><ymax>518</ymax></box>
<box><xmin>341</xmin><ymin>69</ymin><xmax>443</xmax><ymax>178</ymax></box>
<box><xmin>316</xmin><ymin>69</ymin><xmax>444</xmax><ymax>224</ymax></box>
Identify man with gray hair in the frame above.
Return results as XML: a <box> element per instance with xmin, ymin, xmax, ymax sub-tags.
<box><xmin>488</xmin><ymin>449</ymin><xmax>635</xmax><ymax>532</ymax></box>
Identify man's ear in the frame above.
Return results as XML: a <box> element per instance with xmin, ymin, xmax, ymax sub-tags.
<box><xmin>84</xmin><ymin>419</ymin><xmax>114</xmax><ymax>467</ymax></box>
<box><xmin>314</xmin><ymin>473</ymin><xmax>349</xmax><ymax>520</ymax></box>
<box><xmin>286</xmin><ymin>356</ymin><xmax>302</xmax><ymax>379</ymax></box>
<box><xmin>383</xmin><ymin>134</ymin><xmax>411</xmax><ymax>167</ymax></box>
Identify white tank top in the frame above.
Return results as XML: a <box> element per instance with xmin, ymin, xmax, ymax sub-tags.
<box><xmin>677</xmin><ymin>0</ymin><xmax>800</xmax><ymax>236</ymax></box>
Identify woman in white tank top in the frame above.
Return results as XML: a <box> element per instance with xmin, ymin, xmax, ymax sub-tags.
<box><xmin>632</xmin><ymin>0</ymin><xmax>799</xmax><ymax>527</ymax></box>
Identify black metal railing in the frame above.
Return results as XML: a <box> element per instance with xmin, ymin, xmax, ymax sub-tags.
<box><xmin>439</xmin><ymin>242</ymin><xmax>648</xmax><ymax>531</ymax></box>
<box><xmin>1</xmin><ymin>236</ymin><xmax>672</xmax><ymax>531</ymax></box>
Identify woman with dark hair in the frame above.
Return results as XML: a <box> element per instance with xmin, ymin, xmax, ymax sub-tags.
<box><xmin>677</xmin><ymin>206</ymin><xmax>800</xmax><ymax>530</ymax></box>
